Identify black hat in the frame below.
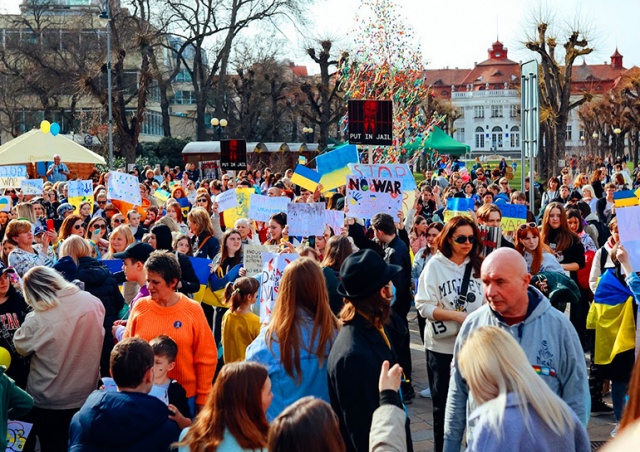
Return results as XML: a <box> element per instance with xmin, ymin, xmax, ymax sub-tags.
<box><xmin>113</xmin><ymin>242</ymin><xmax>154</xmax><ymax>262</ymax></box>
<box><xmin>337</xmin><ymin>249</ymin><xmax>401</xmax><ymax>300</ymax></box>
<box><xmin>0</xmin><ymin>261</ymin><xmax>16</xmax><ymax>276</ymax></box>
<box><xmin>569</xmin><ymin>190</ymin><xmax>583</xmax><ymax>201</ymax></box>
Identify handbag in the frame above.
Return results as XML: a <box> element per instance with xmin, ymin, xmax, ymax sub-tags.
<box><xmin>425</xmin><ymin>263</ymin><xmax>473</xmax><ymax>341</ymax></box>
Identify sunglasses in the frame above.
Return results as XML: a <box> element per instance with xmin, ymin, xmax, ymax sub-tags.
<box><xmin>453</xmin><ymin>235</ymin><xmax>475</xmax><ymax>244</ymax></box>
<box><xmin>197</xmin><ymin>198</ymin><xmax>207</xmax><ymax>203</ymax></box>
<box><xmin>91</xmin><ymin>224</ymin><xmax>106</xmax><ymax>229</ymax></box>
<box><xmin>6</xmin><ymin>190</ymin><xmax>15</xmax><ymax>194</ymax></box>
<box><xmin>500</xmin><ymin>182</ymin><xmax>508</xmax><ymax>185</ymax></box>
<box><xmin>518</xmin><ymin>222</ymin><xmax>537</xmax><ymax>231</ymax></box>
<box><xmin>73</xmin><ymin>224</ymin><xmax>84</xmax><ymax>230</ymax></box>
<box><xmin>97</xmin><ymin>201</ymin><xmax>106</xmax><ymax>205</ymax></box>
<box><xmin>113</xmin><ymin>219</ymin><xmax>124</xmax><ymax>224</ymax></box>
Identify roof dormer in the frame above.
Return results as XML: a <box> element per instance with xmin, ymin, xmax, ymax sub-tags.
<box><xmin>488</xmin><ymin>41</ymin><xmax>508</xmax><ymax>60</ymax></box>
<box><xmin>611</xmin><ymin>48</ymin><xmax>623</xmax><ymax>69</ymax></box>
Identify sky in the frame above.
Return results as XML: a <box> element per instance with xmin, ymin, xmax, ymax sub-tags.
<box><xmin>3</xmin><ymin>0</ymin><xmax>639</xmax><ymax>74</ymax></box>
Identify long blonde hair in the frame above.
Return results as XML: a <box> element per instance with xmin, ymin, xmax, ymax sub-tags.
<box><xmin>458</xmin><ymin>326</ymin><xmax>574</xmax><ymax>438</ymax></box>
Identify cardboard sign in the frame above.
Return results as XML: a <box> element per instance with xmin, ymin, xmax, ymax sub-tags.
<box><xmin>68</xmin><ymin>180</ymin><xmax>93</xmax><ymax>199</ymax></box>
<box><xmin>0</xmin><ymin>166</ymin><xmax>27</xmax><ymax>178</ymax></box>
<box><xmin>248</xmin><ymin>194</ymin><xmax>289</xmax><ymax>222</ymax></box>
<box><xmin>19</xmin><ymin>179</ymin><xmax>44</xmax><ymax>195</ymax></box>
<box><xmin>222</xmin><ymin>188</ymin><xmax>253</xmax><ymax>226</ymax></box>
<box><xmin>499</xmin><ymin>203</ymin><xmax>528</xmax><ymax>232</ymax></box>
<box><xmin>325</xmin><ymin>210</ymin><xmax>345</xmax><ymax>235</ymax></box>
<box><xmin>348</xmin><ymin>163</ymin><xmax>417</xmax><ymax>191</ymax></box>
<box><xmin>7</xmin><ymin>420</ymin><xmax>33</xmax><ymax>451</ymax></box>
<box><xmin>316</xmin><ymin>145</ymin><xmax>359</xmax><ymax>191</ymax></box>
<box><xmin>478</xmin><ymin>225</ymin><xmax>502</xmax><ymax>257</ymax></box>
<box><xmin>443</xmin><ymin>198</ymin><xmax>474</xmax><ymax>222</ymax></box>
<box><xmin>348</xmin><ymin>99</ymin><xmax>393</xmax><ymax>145</ymax></box>
<box><xmin>107</xmin><ymin>171</ymin><xmax>142</xmax><ymax>206</ymax></box>
<box><xmin>345</xmin><ymin>176</ymin><xmax>402</xmax><ymax>220</ymax></box>
<box><xmin>220</xmin><ymin>139</ymin><xmax>247</xmax><ymax>170</ymax></box>
<box><xmin>215</xmin><ymin>189</ymin><xmax>239</xmax><ymax>212</ymax></box>
<box><xmin>288</xmin><ymin>202</ymin><xmax>326</xmax><ymax>237</ymax></box>
<box><xmin>615</xmin><ymin>205</ymin><xmax>640</xmax><ymax>272</ymax></box>
<box><xmin>260</xmin><ymin>252</ymin><xmax>298</xmax><ymax>323</ymax></box>
<box><xmin>243</xmin><ymin>244</ymin><xmax>276</xmax><ymax>277</ymax></box>
<box><xmin>0</xmin><ymin>177</ymin><xmax>25</xmax><ymax>189</ymax></box>
<box><xmin>0</xmin><ymin>196</ymin><xmax>11</xmax><ymax>212</ymax></box>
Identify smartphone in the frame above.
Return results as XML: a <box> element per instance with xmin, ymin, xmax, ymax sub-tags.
<box><xmin>308</xmin><ymin>236</ymin><xmax>315</xmax><ymax>248</ymax></box>
<box><xmin>46</xmin><ymin>219</ymin><xmax>54</xmax><ymax>231</ymax></box>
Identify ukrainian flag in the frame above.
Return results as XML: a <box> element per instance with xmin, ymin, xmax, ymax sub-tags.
<box><xmin>291</xmin><ymin>164</ymin><xmax>321</xmax><ymax>191</ymax></box>
<box><xmin>614</xmin><ymin>190</ymin><xmax>639</xmax><ymax>208</ymax></box>
<box><xmin>316</xmin><ymin>144</ymin><xmax>359</xmax><ymax>191</ymax></box>
<box><xmin>189</xmin><ymin>257</ymin><xmax>242</xmax><ymax>307</ymax></box>
<box><xmin>587</xmin><ymin>269</ymin><xmax>636</xmax><ymax>365</ymax></box>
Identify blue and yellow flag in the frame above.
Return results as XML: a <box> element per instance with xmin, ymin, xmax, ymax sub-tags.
<box><xmin>189</xmin><ymin>257</ymin><xmax>242</xmax><ymax>308</ymax></box>
<box><xmin>291</xmin><ymin>164</ymin><xmax>321</xmax><ymax>192</ymax></box>
<box><xmin>587</xmin><ymin>269</ymin><xmax>636</xmax><ymax>365</ymax></box>
<box><xmin>614</xmin><ymin>190</ymin><xmax>638</xmax><ymax>208</ymax></box>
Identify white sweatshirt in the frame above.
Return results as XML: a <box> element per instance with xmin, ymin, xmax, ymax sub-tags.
<box><xmin>415</xmin><ymin>251</ymin><xmax>485</xmax><ymax>354</ymax></box>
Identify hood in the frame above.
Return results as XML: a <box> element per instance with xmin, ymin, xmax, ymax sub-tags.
<box><xmin>53</xmin><ymin>256</ymin><xmax>78</xmax><ymax>282</ymax></box>
<box><xmin>151</xmin><ymin>224</ymin><xmax>173</xmax><ymax>251</ymax></box>
<box><xmin>76</xmin><ymin>257</ymin><xmax>112</xmax><ymax>285</ymax></box>
<box><xmin>77</xmin><ymin>391</ymin><xmax>173</xmax><ymax>446</ymax></box>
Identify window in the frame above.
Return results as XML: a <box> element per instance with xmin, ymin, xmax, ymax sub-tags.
<box><xmin>490</xmin><ymin>105</ymin><xmax>503</xmax><ymax>118</ymax></box>
<box><xmin>475</xmin><ymin>127</ymin><xmax>485</xmax><ymax>148</ymax></box>
<box><xmin>474</xmin><ymin>106</ymin><xmax>484</xmax><ymax>119</ymax></box>
<box><xmin>456</xmin><ymin>128</ymin><xmax>465</xmax><ymax>143</ymax></box>
<box><xmin>566</xmin><ymin>125</ymin><xmax>572</xmax><ymax>142</ymax></box>
<box><xmin>510</xmin><ymin>105</ymin><xmax>519</xmax><ymax>118</ymax></box>
<box><xmin>174</xmin><ymin>90</ymin><xmax>196</xmax><ymax>104</ymax></box>
<box><xmin>175</xmin><ymin>69</ymin><xmax>192</xmax><ymax>83</ymax></box>
<box><xmin>491</xmin><ymin>126</ymin><xmax>503</xmax><ymax>148</ymax></box>
<box><xmin>141</xmin><ymin>111</ymin><xmax>163</xmax><ymax>136</ymax></box>
<box><xmin>456</xmin><ymin>108</ymin><xmax>464</xmax><ymax>119</ymax></box>
<box><xmin>510</xmin><ymin>126</ymin><xmax>520</xmax><ymax>148</ymax></box>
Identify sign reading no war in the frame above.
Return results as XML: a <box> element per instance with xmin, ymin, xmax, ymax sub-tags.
<box><xmin>0</xmin><ymin>166</ymin><xmax>27</xmax><ymax>178</ymax></box>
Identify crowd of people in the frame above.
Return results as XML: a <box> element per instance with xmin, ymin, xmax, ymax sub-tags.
<box><xmin>0</xmin><ymin>152</ymin><xmax>640</xmax><ymax>451</ymax></box>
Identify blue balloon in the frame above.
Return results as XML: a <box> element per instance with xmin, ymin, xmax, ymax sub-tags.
<box><xmin>50</xmin><ymin>122</ymin><xmax>61</xmax><ymax>136</ymax></box>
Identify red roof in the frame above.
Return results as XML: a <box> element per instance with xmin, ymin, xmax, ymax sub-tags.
<box><xmin>289</xmin><ymin>63</ymin><xmax>308</xmax><ymax>77</ymax></box>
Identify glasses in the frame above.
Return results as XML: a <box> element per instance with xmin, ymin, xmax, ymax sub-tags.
<box><xmin>6</xmin><ymin>190</ymin><xmax>15</xmax><ymax>194</ymax></box>
<box><xmin>500</xmin><ymin>182</ymin><xmax>508</xmax><ymax>185</ymax></box>
<box><xmin>196</xmin><ymin>198</ymin><xmax>207</xmax><ymax>203</ymax></box>
<box><xmin>453</xmin><ymin>235</ymin><xmax>475</xmax><ymax>244</ymax></box>
<box><xmin>518</xmin><ymin>222</ymin><xmax>537</xmax><ymax>231</ymax></box>
<box><xmin>73</xmin><ymin>224</ymin><xmax>84</xmax><ymax>230</ymax></box>
<box><xmin>97</xmin><ymin>201</ymin><xmax>106</xmax><ymax>205</ymax></box>
<box><xmin>91</xmin><ymin>224</ymin><xmax>106</xmax><ymax>229</ymax></box>
<box><xmin>113</xmin><ymin>219</ymin><xmax>124</xmax><ymax>224</ymax></box>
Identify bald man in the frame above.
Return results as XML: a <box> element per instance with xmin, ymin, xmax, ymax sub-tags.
<box><xmin>443</xmin><ymin>248</ymin><xmax>589</xmax><ymax>452</ymax></box>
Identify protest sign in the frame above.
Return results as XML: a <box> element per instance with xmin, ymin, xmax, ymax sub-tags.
<box><xmin>0</xmin><ymin>196</ymin><xmax>11</xmax><ymax>212</ymax></box>
<box><xmin>20</xmin><ymin>179</ymin><xmax>43</xmax><ymax>195</ymax></box>
<box><xmin>7</xmin><ymin>420</ymin><xmax>32</xmax><ymax>452</ymax></box>
<box><xmin>325</xmin><ymin>210</ymin><xmax>345</xmax><ymax>235</ymax></box>
<box><xmin>0</xmin><ymin>177</ymin><xmax>25</xmax><ymax>189</ymax></box>
<box><xmin>615</xmin><ymin>205</ymin><xmax>640</xmax><ymax>271</ymax></box>
<box><xmin>478</xmin><ymin>225</ymin><xmax>502</xmax><ymax>257</ymax></box>
<box><xmin>348</xmin><ymin>100</ymin><xmax>393</xmax><ymax>145</ymax></box>
<box><xmin>68</xmin><ymin>180</ymin><xmax>94</xmax><ymax>213</ymax></box>
<box><xmin>290</xmin><ymin>164</ymin><xmax>321</xmax><ymax>192</ymax></box>
<box><xmin>260</xmin><ymin>252</ymin><xmax>297</xmax><ymax>323</ymax></box>
<box><xmin>0</xmin><ymin>166</ymin><xmax>27</xmax><ymax>178</ymax></box>
<box><xmin>222</xmin><ymin>188</ymin><xmax>253</xmax><ymax>226</ymax></box>
<box><xmin>248</xmin><ymin>194</ymin><xmax>289</xmax><ymax>222</ymax></box>
<box><xmin>243</xmin><ymin>244</ymin><xmax>277</xmax><ymax>277</ymax></box>
<box><xmin>220</xmin><ymin>139</ymin><xmax>247</xmax><ymax>170</ymax></box>
<box><xmin>348</xmin><ymin>163</ymin><xmax>417</xmax><ymax>191</ymax></box>
<box><xmin>402</xmin><ymin>190</ymin><xmax>416</xmax><ymax>216</ymax></box>
<box><xmin>316</xmin><ymin>145</ymin><xmax>359</xmax><ymax>191</ymax></box>
<box><xmin>153</xmin><ymin>189</ymin><xmax>171</xmax><ymax>203</ymax></box>
<box><xmin>216</xmin><ymin>189</ymin><xmax>239</xmax><ymax>212</ymax></box>
<box><xmin>499</xmin><ymin>203</ymin><xmax>528</xmax><ymax>231</ymax></box>
<box><xmin>345</xmin><ymin>176</ymin><xmax>402</xmax><ymax>220</ymax></box>
<box><xmin>107</xmin><ymin>171</ymin><xmax>142</xmax><ymax>206</ymax></box>
<box><xmin>443</xmin><ymin>198</ymin><xmax>474</xmax><ymax>222</ymax></box>
<box><xmin>288</xmin><ymin>203</ymin><xmax>326</xmax><ymax>237</ymax></box>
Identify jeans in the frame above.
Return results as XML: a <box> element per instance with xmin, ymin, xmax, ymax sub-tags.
<box><xmin>612</xmin><ymin>380</ymin><xmax>628</xmax><ymax>422</ymax></box>
<box><xmin>427</xmin><ymin>349</ymin><xmax>453</xmax><ymax>452</ymax></box>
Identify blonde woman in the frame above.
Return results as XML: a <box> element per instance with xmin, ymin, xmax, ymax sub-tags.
<box><xmin>187</xmin><ymin>207</ymin><xmax>220</xmax><ymax>259</ymax></box>
<box><xmin>102</xmin><ymin>225</ymin><xmax>135</xmax><ymax>260</ymax></box>
<box><xmin>458</xmin><ymin>326</ymin><xmax>589</xmax><ymax>451</ymax></box>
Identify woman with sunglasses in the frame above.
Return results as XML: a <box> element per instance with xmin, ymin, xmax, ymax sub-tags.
<box><xmin>85</xmin><ymin>216</ymin><xmax>110</xmax><ymax>258</ymax></box>
<box><xmin>573</xmin><ymin>173</ymin><xmax>589</xmax><ymax>190</ymax></box>
<box><xmin>45</xmin><ymin>190</ymin><xmax>60</xmax><ymax>219</ymax></box>
<box><xmin>514</xmin><ymin>223</ymin><xmax>563</xmax><ymax>275</ymax></box>
<box><xmin>540</xmin><ymin>202</ymin><xmax>586</xmax><ymax>346</ymax></box>
<box><xmin>58</xmin><ymin>214</ymin><xmax>87</xmax><ymax>244</ymax></box>
<box><xmin>415</xmin><ymin>216</ymin><xmax>485</xmax><ymax>452</ymax></box>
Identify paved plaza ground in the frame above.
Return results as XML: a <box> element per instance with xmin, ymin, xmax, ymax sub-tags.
<box><xmin>405</xmin><ymin>309</ymin><xmax>616</xmax><ymax>451</ymax></box>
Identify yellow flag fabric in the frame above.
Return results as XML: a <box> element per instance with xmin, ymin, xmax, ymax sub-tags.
<box><xmin>586</xmin><ymin>295</ymin><xmax>636</xmax><ymax>365</ymax></box>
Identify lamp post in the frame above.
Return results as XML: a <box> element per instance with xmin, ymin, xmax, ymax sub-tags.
<box><xmin>613</xmin><ymin>127</ymin><xmax>622</xmax><ymax>159</ymax></box>
<box><xmin>99</xmin><ymin>2</ymin><xmax>113</xmax><ymax>170</ymax></box>
<box><xmin>592</xmin><ymin>131</ymin><xmax>599</xmax><ymax>157</ymax></box>
<box><xmin>302</xmin><ymin>127</ymin><xmax>313</xmax><ymax>143</ymax></box>
<box><xmin>210</xmin><ymin>117</ymin><xmax>227</xmax><ymax>140</ymax></box>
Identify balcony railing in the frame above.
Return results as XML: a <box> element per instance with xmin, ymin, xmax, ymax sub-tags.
<box><xmin>452</xmin><ymin>89</ymin><xmax>519</xmax><ymax>99</ymax></box>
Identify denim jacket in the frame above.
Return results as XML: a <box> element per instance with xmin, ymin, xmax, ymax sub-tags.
<box><xmin>245</xmin><ymin>309</ymin><xmax>336</xmax><ymax>421</ymax></box>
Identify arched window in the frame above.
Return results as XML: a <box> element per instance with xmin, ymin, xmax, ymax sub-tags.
<box><xmin>475</xmin><ymin>127</ymin><xmax>485</xmax><ymax>148</ymax></box>
<box><xmin>491</xmin><ymin>126</ymin><xmax>503</xmax><ymax>148</ymax></box>
<box><xmin>510</xmin><ymin>126</ymin><xmax>520</xmax><ymax>148</ymax></box>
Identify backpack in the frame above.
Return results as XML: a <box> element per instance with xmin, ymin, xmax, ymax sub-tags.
<box><xmin>587</xmin><ymin>219</ymin><xmax>611</xmax><ymax>248</ymax></box>
<box><xmin>577</xmin><ymin>249</ymin><xmax>595</xmax><ymax>291</ymax></box>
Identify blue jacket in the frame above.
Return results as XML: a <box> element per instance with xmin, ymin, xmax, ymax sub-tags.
<box><xmin>245</xmin><ymin>310</ymin><xmax>335</xmax><ymax>421</ymax></box>
<box><xmin>466</xmin><ymin>393</ymin><xmax>589</xmax><ymax>452</ymax></box>
<box><xmin>443</xmin><ymin>287</ymin><xmax>590</xmax><ymax>452</ymax></box>
<box><xmin>68</xmin><ymin>390</ymin><xmax>180</xmax><ymax>451</ymax></box>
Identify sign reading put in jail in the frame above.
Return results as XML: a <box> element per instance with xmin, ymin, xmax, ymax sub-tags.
<box><xmin>348</xmin><ymin>100</ymin><xmax>393</xmax><ymax>146</ymax></box>
<box><xmin>220</xmin><ymin>139</ymin><xmax>247</xmax><ymax>171</ymax></box>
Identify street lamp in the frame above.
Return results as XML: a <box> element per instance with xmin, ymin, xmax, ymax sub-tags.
<box><xmin>592</xmin><ymin>132</ymin><xmax>599</xmax><ymax>156</ymax></box>
<box><xmin>210</xmin><ymin>117</ymin><xmax>227</xmax><ymax>140</ymax></box>
<box><xmin>302</xmin><ymin>127</ymin><xmax>313</xmax><ymax>143</ymax></box>
<box><xmin>613</xmin><ymin>128</ymin><xmax>622</xmax><ymax>158</ymax></box>
<box><xmin>99</xmin><ymin>2</ymin><xmax>113</xmax><ymax>170</ymax></box>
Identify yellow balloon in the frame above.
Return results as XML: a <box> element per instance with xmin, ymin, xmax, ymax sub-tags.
<box><xmin>40</xmin><ymin>120</ymin><xmax>51</xmax><ymax>134</ymax></box>
<box><xmin>0</xmin><ymin>347</ymin><xmax>11</xmax><ymax>370</ymax></box>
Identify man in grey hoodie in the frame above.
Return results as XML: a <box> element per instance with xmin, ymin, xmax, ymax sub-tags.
<box><xmin>443</xmin><ymin>248</ymin><xmax>590</xmax><ymax>452</ymax></box>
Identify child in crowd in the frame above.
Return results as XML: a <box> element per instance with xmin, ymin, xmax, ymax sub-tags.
<box><xmin>173</xmin><ymin>234</ymin><xmax>193</xmax><ymax>256</ymax></box>
<box><xmin>221</xmin><ymin>277</ymin><xmax>261</xmax><ymax>363</ymax></box>
<box><xmin>149</xmin><ymin>335</ymin><xmax>192</xmax><ymax>423</ymax></box>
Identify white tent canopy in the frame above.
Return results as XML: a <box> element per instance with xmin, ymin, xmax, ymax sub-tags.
<box><xmin>0</xmin><ymin>129</ymin><xmax>106</xmax><ymax>165</ymax></box>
